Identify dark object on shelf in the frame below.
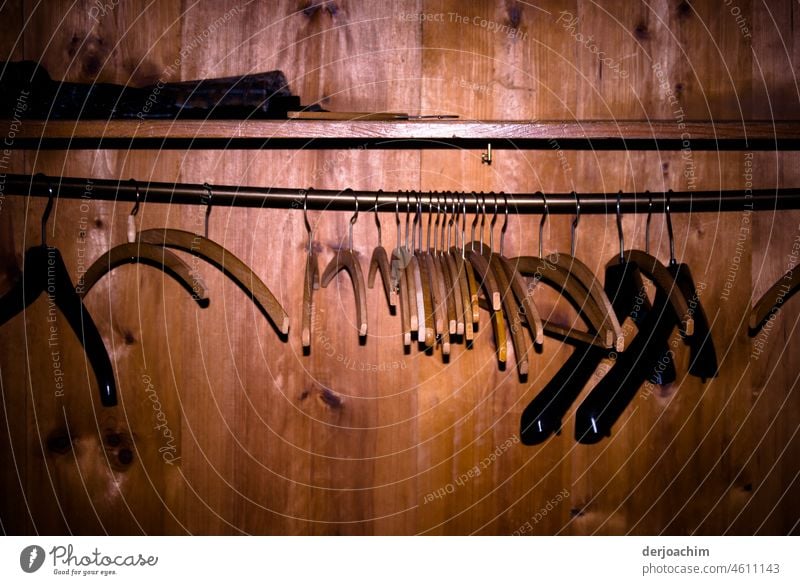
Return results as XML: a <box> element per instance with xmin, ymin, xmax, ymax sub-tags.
<box><xmin>0</xmin><ymin>60</ymin><xmax>314</xmax><ymax>119</ymax></box>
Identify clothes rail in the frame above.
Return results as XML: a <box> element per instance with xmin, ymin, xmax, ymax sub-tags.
<box><xmin>4</xmin><ymin>173</ymin><xmax>800</xmax><ymax>214</ymax></box>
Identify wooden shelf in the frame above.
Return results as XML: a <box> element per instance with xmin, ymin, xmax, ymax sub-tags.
<box><xmin>5</xmin><ymin>119</ymin><xmax>800</xmax><ymax>150</ymax></box>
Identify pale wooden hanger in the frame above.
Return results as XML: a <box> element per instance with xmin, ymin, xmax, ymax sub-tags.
<box><xmin>493</xmin><ymin>192</ymin><xmax>544</xmax><ymax>346</ymax></box>
<box><xmin>469</xmin><ymin>194</ymin><xmax>507</xmax><ymax>366</ymax></box>
<box><xmin>441</xmin><ymin>194</ymin><xmax>465</xmax><ymax>337</ymax></box>
<box><xmin>367</xmin><ymin>190</ymin><xmax>397</xmax><ymax>309</ymax></box>
<box><xmin>79</xmin><ymin>179</ymin><xmax>210</xmax><ymax>306</ymax></box>
<box><xmin>436</xmin><ymin>195</ymin><xmax>459</xmax><ymax>337</ymax></box>
<box><xmin>423</xmin><ymin>192</ymin><xmax>446</xmax><ymax>340</ymax></box>
<box><xmin>465</xmin><ymin>193</ymin><xmax>501</xmax><ymax>311</ymax></box>
<box><xmin>412</xmin><ymin>191</ymin><xmax>435</xmax><ymax>346</ymax></box>
<box><xmin>320</xmin><ymin>188</ymin><xmax>368</xmax><ymax>337</ymax></box>
<box><xmin>301</xmin><ymin>188</ymin><xmax>319</xmax><ymax>348</ymax></box>
<box><xmin>390</xmin><ymin>191</ymin><xmax>412</xmax><ymax>346</ymax></box>
<box><xmin>137</xmin><ymin>182</ymin><xmax>289</xmax><ymax>335</ymax></box>
<box><xmin>448</xmin><ymin>193</ymin><xmax>477</xmax><ymax>343</ymax></box>
<box><xmin>484</xmin><ymin>194</ymin><xmax>531</xmax><ymax>375</ymax></box>
<box><xmin>429</xmin><ymin>193</ymin><xmax>453</xmax><ymax>354</ymax></box>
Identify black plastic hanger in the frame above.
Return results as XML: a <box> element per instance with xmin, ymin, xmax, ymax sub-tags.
<box><xmin>0</xmin><ymin>176</ymin><xmax>117</xmax><ymax>406</ymax></box>
<box><xmin>574</xmin><ymin>193</ymin><xmax>690</xmax><ymax>443</ymax></box>
<box><xmin>518</xmin><ymin>194</ymin><xmax>610</xmax><ymax>444</ymax></box>
<box><xmin>662</xmin><ymin>191</ymin><xmax>717</xmax><ymax>380</ymax></box>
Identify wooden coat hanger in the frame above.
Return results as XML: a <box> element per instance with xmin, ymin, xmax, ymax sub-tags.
<box><xmin>448</xmin><ymin>194</ymin><xmax>477</xmax><ymax>343</ymax></box>
<box><xmin>411</xmin><ymin>192</ymin><xmax>435</xmax><ymax>347</ymax></box>
<box><xmin>78</xmin><ymin>179</ymin><xmax>210</xmax><ymax>307</ymax></box>
<box><xmin>367</xmin><ymin>190</ymin><xmax>397</xmax><ymax>309</ymax></box>
<box><xmin>491</xmin><ymin>193</ymin><xmax>544</xmax><ymax>346</ymax></box>
<box><xmin>0</xmin><ymin>177</ymin><xmax>117</xmax><ymax>406</ymax></box>
<box><xmin>606</xmin><ymin>190</ymin><xmax>695</xmax><ymax>339</ymax></box>
<box><xmin>390</xmin><ymin>192</ymin><xmax>412</xmax><ymax>347</ymax></box>
<box><xmin>507</xmin><ymin>192</ymin><xmax>613</xmax><ymax>349</ymax></box>
<box><xmin>484</xmin><ymin>194</ymin><xmax>532</xmax><ymax>376</ymax></box>
<box><xmin>549</xmin><ymin>191</ymin><xmax>624</xmax><ymax>350</ymax></box>
<box><xmin>440</xmin><ymin>195</ymin><xmax>466</xmax><ymax>337</ymax></box>
<box><xmin>422</xmin><ymin>193</ymin><xmax>447</xmax><ymax>341</ymax></box>
<box><xmin>320</xmin><ymin>189</ymin><xmax>368</xmax><ymax>338</ymax></box>
<box><xmin>137</xmin><ymin>183</ymin><xmax>289</xmax><ymax>335</ymax></box>
<box><xmin>750</xmin><ymin>269</ymin><xmax>800</xmax><ymax>334</ymax></box>
<box><xmin>469</xmin><ymin>194</ymin><xmax>507</xmax><ymax>366</ymax></box>
<box><xmin>301</xmin><ymin>189</ymin><xmax>319</xmax><ymax>349</ymax></box>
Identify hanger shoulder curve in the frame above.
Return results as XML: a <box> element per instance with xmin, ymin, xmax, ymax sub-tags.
<box><xmin>510</xmin><ymin>255</ymin><xmax>613</xmax><ymax>349</ymax></box>
<box><xmin>615</xmin><ymin>250</ymin><xmax>694</xmax><ymax>336</ymax></box>
<box><xmin>78</xmin><ymin>242</ymin><xmax>210</xmax><ymax>307</ymax></box>
<box><xmin>368</xmin><ymin>245</ymin><xmax>397</xmax><ymax>308</ymax></box>
<box><xmin>546</xmin><ymin>252</ymin><xmax>623</xmax><ymax>351</ymax></box>
<box><xmin>138</xmin><ymin>228</ymin><xmax>289</xmax><ymax>335</ymax></box>
<box><xmin>749</xmin><ymin>267</ymin><xmax>800</xmax><ymax>333</ymax></box>
<box><xmin>321</xmin><ymin>249</ymin><xmax>368</xmax><ymax>337</ymax></box>
<box><xmin>493</xmin><ymin>254</ymin><xmax>545</xmax><ymax>346</ymax></box>
<box><xmin>464</xmin><ymin>247</ymin><xmax>501</xmax><ymax>311</ymax></box>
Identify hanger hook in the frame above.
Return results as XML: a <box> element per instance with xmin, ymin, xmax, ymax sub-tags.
<box><xmin>470</xmin><ymin>192</ymin><xmax>479</xmax><ymax>251</ymax></box>
<box><xmin>488</xmin><ymin>193</ymin><xmax>497</xmax><ymax>251</ymax></box>
<box><xmin>443</xmin><ymin>193</ymin><xmax>450</xmax><ymax>253</ymax></box>
<box><xmin>645</xmin><ymin>190</ymin><xmax>652</xmax><ymax>255</ymax></box>
<box><xmin>374</xmin><ymin>189</ymin><xmax>382</xmax><ymax>246</ymax></box>
<box><xmin>36</xmin><ymin>173</ymin><xmax>53</xmax><ymax>246</ymax></box>
<box><xmin>427</xmin><ymin>191</ymin><xmax>435</xmax><ymax>253</ymax></box>
<box><xmin>666</xmin><ymin>189</ymin><xmax>676</xmax><ymax>265</ymax></box>
<box><xmin>395</xmin><ymin>190</ymin><xmax>401</xmax><ymax>246</ymax></box>
<box><xmin>570</xmin><ymin>190</ymin><xmax>580</xmax><ymax>257</ymax></box>
<box><xmin>203</xmin><ymin>182</ymin><xmax>212</xmax><ymax>239</ymax></box>
<box><xmin>500</xmin><ymin>192</ymin><xmax>509</xmax><ymax>256</ymax></box>
<box><xmin>417</xmin><ymin>192</ymin><xmax>424</xmax><ymax>252</ymax></box>
<box><xmin>461</xmin><ymin>192</ymin><xmax>467</xmax><ymax>258</ymax></box>
<box><xmin>616</xmin><ymin>190</ymin><xmax>625</xmax><ymax>262</ymax></box>
<box><xmin>538</xmin><ymin>191</ymin><xmax>548</xmax><ymax>258</ymax></box>
<box><xmin>348</xmin><ymin>188</ymin><xmax>358</xmax><ymax>250</ymax></box>
<box><xmin>129</xmin><ymin>178</ymin><xmax>141</xmax><ymax>216</ymax></box>
<box><xmin>411</xmin><ymin>191</ymin><xmax>419</xmax><ymax>251</ymax></box>
<box><xmin>404</xmin><ymin>191</ymin><xmax>411</xmax><ymax>249</ymax></box>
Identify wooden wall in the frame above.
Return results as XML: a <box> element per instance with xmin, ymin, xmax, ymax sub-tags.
<box><xmin>1</xmin><ymin>0</ymin><xmax>798</xmax><ymax>535</ymax></box>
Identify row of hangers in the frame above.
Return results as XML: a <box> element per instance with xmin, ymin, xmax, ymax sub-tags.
<box><xmin>0</xmin><ymin>176</ymin><xmax>796</xmax><ymax>444</ymax></box>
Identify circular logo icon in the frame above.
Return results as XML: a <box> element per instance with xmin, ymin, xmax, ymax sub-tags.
<box><xmin>19</xmin><ymin>545</ymin><xmax>46</xmax><ymax>573</ymax></box>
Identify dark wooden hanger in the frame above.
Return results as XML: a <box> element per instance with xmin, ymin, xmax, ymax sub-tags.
<box><xmin>137</xmin><ymin>184</ymin><xmax>289</xmax><ymax>335</ymax></box>
<box><xmin>0</xmin><ymin>178</ymin><xmax>117</xmax><ymax>406</ymax></box>
<box><xmin>320</xmin><ymin>189</ymin><xmax>368</xmax><ymax>338</ymax></box>
<box><xmin>78</xmin><ymin>180</ymin><xmax>209</xmax><ymax>307</ymax></box>
<box><xmin>749</xmin><ymin>269</ymin><xmax>800</xmax><ymax>334</ymax></box>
